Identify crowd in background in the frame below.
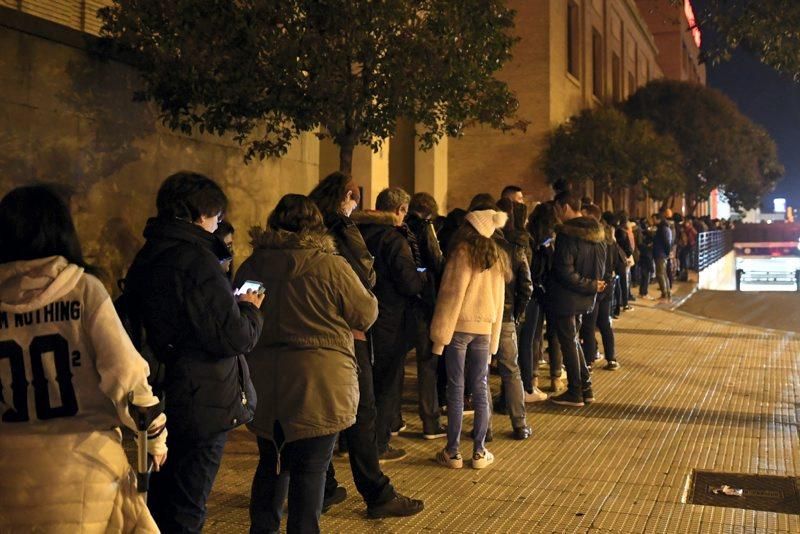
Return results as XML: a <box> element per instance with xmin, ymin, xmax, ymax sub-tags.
<box><xmin>0</xmin><ymin>172</ymin><xmax>720</xmax><ymax>533</ymax></box>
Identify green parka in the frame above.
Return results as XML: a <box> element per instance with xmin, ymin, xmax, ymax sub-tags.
<box><xmin>235</xmin><ymin>229</ymin><xmax>379</xmax><ymax>443</ymax></box>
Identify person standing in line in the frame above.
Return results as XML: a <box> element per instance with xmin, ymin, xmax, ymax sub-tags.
<box><xmin>405</xmin><ymin>192</ymin><xmax>448</xmax><ymax>440</ymax></box>
<box><xmin>580</xmin><ymin>204</ymin><xmax>619</xmax><ymax>371</ymax></box>
<box><xmin>431</xmin><ymin>208</ymin><xmax>507</xmax><ymax>470</ymax></box>
<box><xmin>519</xmin><ymin>202</ymin><xmax>560</xmax><ymax>399</ymax></box>
<box><xmin>352</xmin><ymin>187</ymin><xmax>426</xmax><ymax>462</ymax></box>
<box><xmin>0</xmin><ymin>185</ymin><xmax>168</xmax><ymax>532</ymax></box>
<box><xmin>547</xmin><ymin>191</ymin><xmax>607</xmax><ymax>407</ymax></box>
<box><xmin>237</xmin><ymin>195</ymin><xmax>378</xmax><ymax>533</ymax></box>
<box><xmin>214</xmin><ymin>219</ymin><xmax>235</xmax><ymax>283</ymax></box>
<box><xmin>501</xmin><ymin>185</ymin><xmax>525</xmax><ymax>204</ymax></box>
<box><xmin>653</xmin><ymin>212</ymin><xmax>673</xmax><ymax>301</ymax></box>
<box><xmin>309</xmin><ymin>173</ymin><xmax>424</xmax><ymax>519</ymax></box>
<box><xmin>638</xmin><ymin>217</ymin><xmax>656</xmax><ymax>299</ymax></box>
<box><xmin>125</xmin><ymin>172</ymin><xmax>264</xmax><ymax>533</ymax></box>
<box><xmin>614</xmin><ymin>211</ymin><xmax>634</xmax><ymax>312</ymax></box>
<box><xmin>490</xmin><ymin>198</ymin><xmax>534</xmax><ymax>440</ymax></box>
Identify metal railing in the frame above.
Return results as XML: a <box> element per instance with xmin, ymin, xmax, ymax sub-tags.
<box><xmin>695</xmin><ymin>230</ymin><xmax>733</xmax><ymax>272</ymax></box>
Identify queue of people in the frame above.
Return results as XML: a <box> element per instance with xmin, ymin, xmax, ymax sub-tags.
<box><xmin>0</xmin><ymin>171</ymin><xmax>706</xmax><ymax>533</ymax></box>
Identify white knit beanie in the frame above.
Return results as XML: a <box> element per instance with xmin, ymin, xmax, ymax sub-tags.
<box><xmin>465</xmin><ymin>209</ymin><xmax>508</xmax><ymax>238</ymax></box>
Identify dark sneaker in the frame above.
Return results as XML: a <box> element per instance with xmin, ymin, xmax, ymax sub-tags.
<box><xmin>378</xmin><ymin>446</ymin><xmax>407</xmax><ymax>464</ymax></box>
<box><xmin>367</xmin><ymin>493</ymin><xmax>424</xmax><ymax>519</ymax></box>
<box><xmin>512</xmin><ymin>425</ymin><xmax>532</xmax><ymax>440</ymax></box>
<box><xmin>549</xmin><ymin>390</ymin><xmax>585</xmax><ymax>407</ymax></box>
<box><xmin>390</xmin><ymin>421</ymin><xmax>407</xmax><ymax>436</ymax></box>
<box><xmin>322</xmin><ymin>486</ymin><xmax>347</xmax><ymax>514</ymax></box>
<box><xmin>423</xmin><ymin>426</ymin><xmax>447</xmax><ymax>440</ymax></box>
<box><xmin>583</xmin><ymin>388</ymin><xmax>595</xmax><ymax>404</ymax></box>
<box><xmin>605</xmin><ymin>361</ymin><xmax>620</xmax><ymax>371</ymax></box>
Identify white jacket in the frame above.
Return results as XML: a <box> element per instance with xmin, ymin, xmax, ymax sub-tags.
<box><xmin>0</xmin><ymin>256</ymin><xmax>166</xmax><ymax>532</ymax></box>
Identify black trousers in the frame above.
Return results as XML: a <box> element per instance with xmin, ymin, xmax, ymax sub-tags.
<box><xmin>148</xmin><ymin>430</ymin><xmax>228</xmax><ymax>533</ymax></box>
<box><xmin>413</xmin><ymin>306</ymin><xmax>442</xmax><ymax>433</ymax></box>
<box><xmin>325</xmin><ymin>339</ymin><xmax>395</xmax><ymax>506</ymax></box>
<box><xmin>552</xmin><ymin>314</ymin><xmax>592</xmax><ymax>396</ymax></box>
<box><xmin>580</xmin><ymin>296</ymin><xmax>615</xmax><ymax>364</ymax></box>
<box><xmin>372</xmin><ymin>319</ymin><xmax>412</xmax><ymax>454</ymax></box>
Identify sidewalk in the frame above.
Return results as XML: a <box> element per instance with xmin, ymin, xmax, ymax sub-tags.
<box><xmin>205</xmin><ymin>293</ymin><xmax>800</xmax><ymax>533</ymax></box>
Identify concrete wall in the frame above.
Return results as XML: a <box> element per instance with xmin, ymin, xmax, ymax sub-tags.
<box><xmin>0</xmin><ymin>18</ymin><xmax>320</xmax><ymax>292</ymax></box>
<box><xmin>698</xmin><ymin>250</ymin><xmax>737</xmax><ymax>291</ymax></box>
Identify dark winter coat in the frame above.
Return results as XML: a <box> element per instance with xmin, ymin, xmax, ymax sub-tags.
<box><xmin>125</xmin><ymin>218</ymin><xmax>263</xmax><ymax>439</ymax></box>
<box><xmin>614</xmin><ymin>226</ymin><xmax>633</xmax><ymax>258</ymax></box>
<box><xmin>530</xmin><ymin>233</ymin><xmax>555</xmax><ymax>305</ymax></box>
<box><xmin>235</xmin><ymin>229</ymin><xmax>378</xmax><ymax>443</ymax></box>
<box><xmin>653</xmin><ymin>220</ymin><xmax>673</xmax><ymax>260</ymax></box>
<box><xmin>599</xmin><ymin>223</ymin><xmax>618</xmax><ymax>301</ymax></box>
<box><xmin>405</xmin><ymin>212</ymin><xmax>444</xmax><ymax>312</ymax></box>
<box><xmin>546</xmin><ymin>216</ymin><xmax>607</xmax><ymax>317</ymax></box>
<box><xmin>353</xmin><ymin>211</ymin><xmax>427</xmax><ymax>350</ymax></box>
<box><xmin>324</xmin><ymin>212</ymin><xmax>376</xmax><ymax>290</ymax></box>
<box><xmin>495</xmin><ymin>230</ymin><xmax>533</xmax><ymax>323</ymax></box>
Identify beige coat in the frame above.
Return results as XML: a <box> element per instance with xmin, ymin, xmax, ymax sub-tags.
<box><xmin>430</xmin><ymin>245</ymin><xmax>505</xmax><ymax>356</ymax></box>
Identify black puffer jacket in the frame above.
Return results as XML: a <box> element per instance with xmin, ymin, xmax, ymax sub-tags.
<box><xmin>546</xmin><ymin>216</ymin><xmax>607</xmax><ymax>317</ymax></box>
<box><xmin>495</xmin><ymin>230</ymin><xmax>533</xmax><ymax>323</ymax></box>
<box><xmin>353</xmin><ymin>211</ymin><xmax>426</xmax><ymax>348</ymax></box>
<box><xmin>125</xmin><ymin>218</ymin><xmax>263</xmax><ymax>439</ymax></box>
<box><xmin>598</xmin><ymin>223</ymin><xmax>618</xmax><ymax>301</ymax></box>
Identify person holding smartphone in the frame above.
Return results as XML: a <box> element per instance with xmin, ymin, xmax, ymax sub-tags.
<box><xmin>124</xmin><ymin>172</ymin><xmax>264</xmax><ymax>533</ymax></box>
<box><xmin>236</xmin><ymin>194</ymin><xmax>379</xmax><ymax>533</ymax></box>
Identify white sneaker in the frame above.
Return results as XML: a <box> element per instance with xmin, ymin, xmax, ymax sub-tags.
<box><xmin>524</xmin><ymin>387</ymin><xmax>548</xmax><ymax>403</ymax></box>
<box><xmin>472</xmin><ymin>449</ymin><xmax>494</xmax><ymax>469</ymax></box>
<box><xmin>436</xmin><ymin>448</ymin><xmax>463</xmax><ymax>469</ymax></box>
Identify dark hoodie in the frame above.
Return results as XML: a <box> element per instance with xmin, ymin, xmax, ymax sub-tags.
<box><xmin>352</xmin><ymin>211</ymin><xmax>427</xmax><ymax>348</ymax></box>
<box><xmin>546</xmin><ymin>216</ymin><xmax>607</xmax><ymax>317</ymax></box>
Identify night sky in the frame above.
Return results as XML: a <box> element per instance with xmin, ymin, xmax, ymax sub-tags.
<box><xmin>693</xmin><ymin>1</ymin><xmax>800</xmax><ymax>212</ymax></box>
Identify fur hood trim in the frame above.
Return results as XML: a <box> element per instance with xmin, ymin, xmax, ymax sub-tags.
<box><xmin>556</xmin><ymin>217</ymin><xmax>605</xmax><ymax>243</ymax></box>
<box><xmin>250</xmin><ymin>228</ymin><xmax>337</xmax><ymax>254</ymax></box>
<box><xmin>350</xmin><ymin>210</ymin><xmax>397</xmax><ymax>227</ymax></box>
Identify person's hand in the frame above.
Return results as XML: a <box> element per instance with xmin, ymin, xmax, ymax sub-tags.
<box><xmin>151</xmin><ymin>451</ymin><xmax>167</xmax><ymax>472</ymax></box>
<box><xmin>238</xmin><ymin>289</ymin><xmax>266</xmax><ymax>308</ymax></box>
<box><xmin>596</xmin><ymin>280</ymin><xmax>607</xmax><ymax>293</ymax></box>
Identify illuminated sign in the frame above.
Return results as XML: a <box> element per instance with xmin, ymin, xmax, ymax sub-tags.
<box><xmin>774</xmin><ymin>198</ymin><xmax>786</xmax><ymax>213</ymax></box>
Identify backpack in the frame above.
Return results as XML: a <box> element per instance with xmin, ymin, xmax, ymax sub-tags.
<box><xmin>114</xmin><ymin>279</ymin><xmax>166</xmax><ymax>396</ymax></box>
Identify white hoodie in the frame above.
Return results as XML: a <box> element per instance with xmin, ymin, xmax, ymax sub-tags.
<box><xmin>0</xmin><ymin>256</ymin><xmax>165</xmax><ymax>532</ymax></box>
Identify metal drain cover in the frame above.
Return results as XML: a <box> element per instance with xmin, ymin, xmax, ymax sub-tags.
<box><xmin>686</xmin><ymin>470</ymin><xmax>800</xmax><ymax>514</ymax></box>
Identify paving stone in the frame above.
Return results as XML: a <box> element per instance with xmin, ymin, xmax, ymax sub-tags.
<box><xmin>201</xmin><ymin>291</ymin><xmax>800</xmax><ymax>532</ymax></box>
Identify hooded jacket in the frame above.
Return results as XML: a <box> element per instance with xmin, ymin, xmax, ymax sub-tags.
<box><xmin>235</xmin><ymin>229</ymin><xmax>378</xmax><ymax>442</ymax></box>
<box><xmin>124</xmin><ymin>217</ymin><xmax>263</xmax><ymax>439</ymax></box>
<box><xmin>0</xmin><ymin>256</ymin><xmax>166</xmax><ymax>532</ymax></box>
<box><xmin>547</xmin><ymin>216</ymin><xmax>607</xmax><ymax>316</ymax></box>
<box><xmin>352</xmin><ymin>211</ymin><xmax>426</xmax><ymax>350</ymax></box>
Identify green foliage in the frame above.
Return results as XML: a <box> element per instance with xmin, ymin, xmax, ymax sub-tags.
<box><xmin>685</xmin><ymin>0</ymin><xmax>800</xmax><ymax>81</ymax></box>
<box><xmin>624</xmin><ymin>79</ymin><xmax>782</xmax><ymax>212</ymax></box>
<box><xmin>99</xmin><ymin>0</ymin><xmax>527</xmax><ymax>171</ymax></box>
<box><xmin>540</xmin><ymin>106</ymin><xmax>684</xmax><ymax>203</ymax></box>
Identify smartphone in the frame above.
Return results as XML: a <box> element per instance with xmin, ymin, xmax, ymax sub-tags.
<box><xmin>235</xmin><ymin>280</ymin><xmax>265</xmax><ymax>296</ymax></box>
<box><xmin>416</xmin><ymin>267</ymin><xmax>427</xmax><ymax>273</ymax></box>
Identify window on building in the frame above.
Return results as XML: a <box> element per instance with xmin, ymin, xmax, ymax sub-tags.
<box><xmin>611</xmin><ymin>53</ymin><xmax>621</xmax><ymax>102</ymax></box>
<box><xmin>592</xmin><ymin>28</ymin><xmax>602</xmax><ymax>98</ymax></box>
<box><xmin>567</xmin><ymin>1</ymin><xmax>580</xmax><ymax>78</ymax></box>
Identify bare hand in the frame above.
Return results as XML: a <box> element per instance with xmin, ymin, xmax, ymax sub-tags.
<box><xmin>238</xmin><ymin>289</ymin><xmax>266</xmax><ymax>308</ymax></box>
<box><xmin>596</xmin><ymin>280</ymin><xmax>607</xmax><ymax>293</ymax></box>
<box><xmin>152</xmin><ymin>452</ymin><xmax>167</xmax><ymax>472</ymax></box>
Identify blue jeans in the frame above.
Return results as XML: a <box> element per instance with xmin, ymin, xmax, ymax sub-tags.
<box><xmin>445</xmin><ymin>332</ymin><xmax>491</xmax><ymax>456</ymax></box>
<box><xmin>250</xmin><ymin>424</ymin><xmax>337</xmax><ymax>534</ymax></box>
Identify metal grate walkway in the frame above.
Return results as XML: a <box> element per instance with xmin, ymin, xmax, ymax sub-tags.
<box><xmin>205</xmin><ymin>295</ymin><xmax>800</xmax><ymax>533</ymax></box>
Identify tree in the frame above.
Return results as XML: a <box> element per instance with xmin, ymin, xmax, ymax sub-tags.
<box><xmin>683</xmin><ymin>0</ymin><xmax>800</xmax><ymax>82</ymax></box>
<box><xmin>623</xmin><ymin>79</ymin><xmax>782</xmax><ymax>213</ymax></box>
<box><xmin>540</xmin><ymin>106</ymin><xmax>684</xmax><ymax>209</ymax></box>
<box><xmin>99</xmin><ymin>0</ymin><xmax>527</xmax><ymax>174</ymax></box>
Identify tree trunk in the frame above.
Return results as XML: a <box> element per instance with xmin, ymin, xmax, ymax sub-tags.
<box><xmin>339</xmin><ymin>140</ymin><xmax>355</xmax><ymax>175</ymax></box>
